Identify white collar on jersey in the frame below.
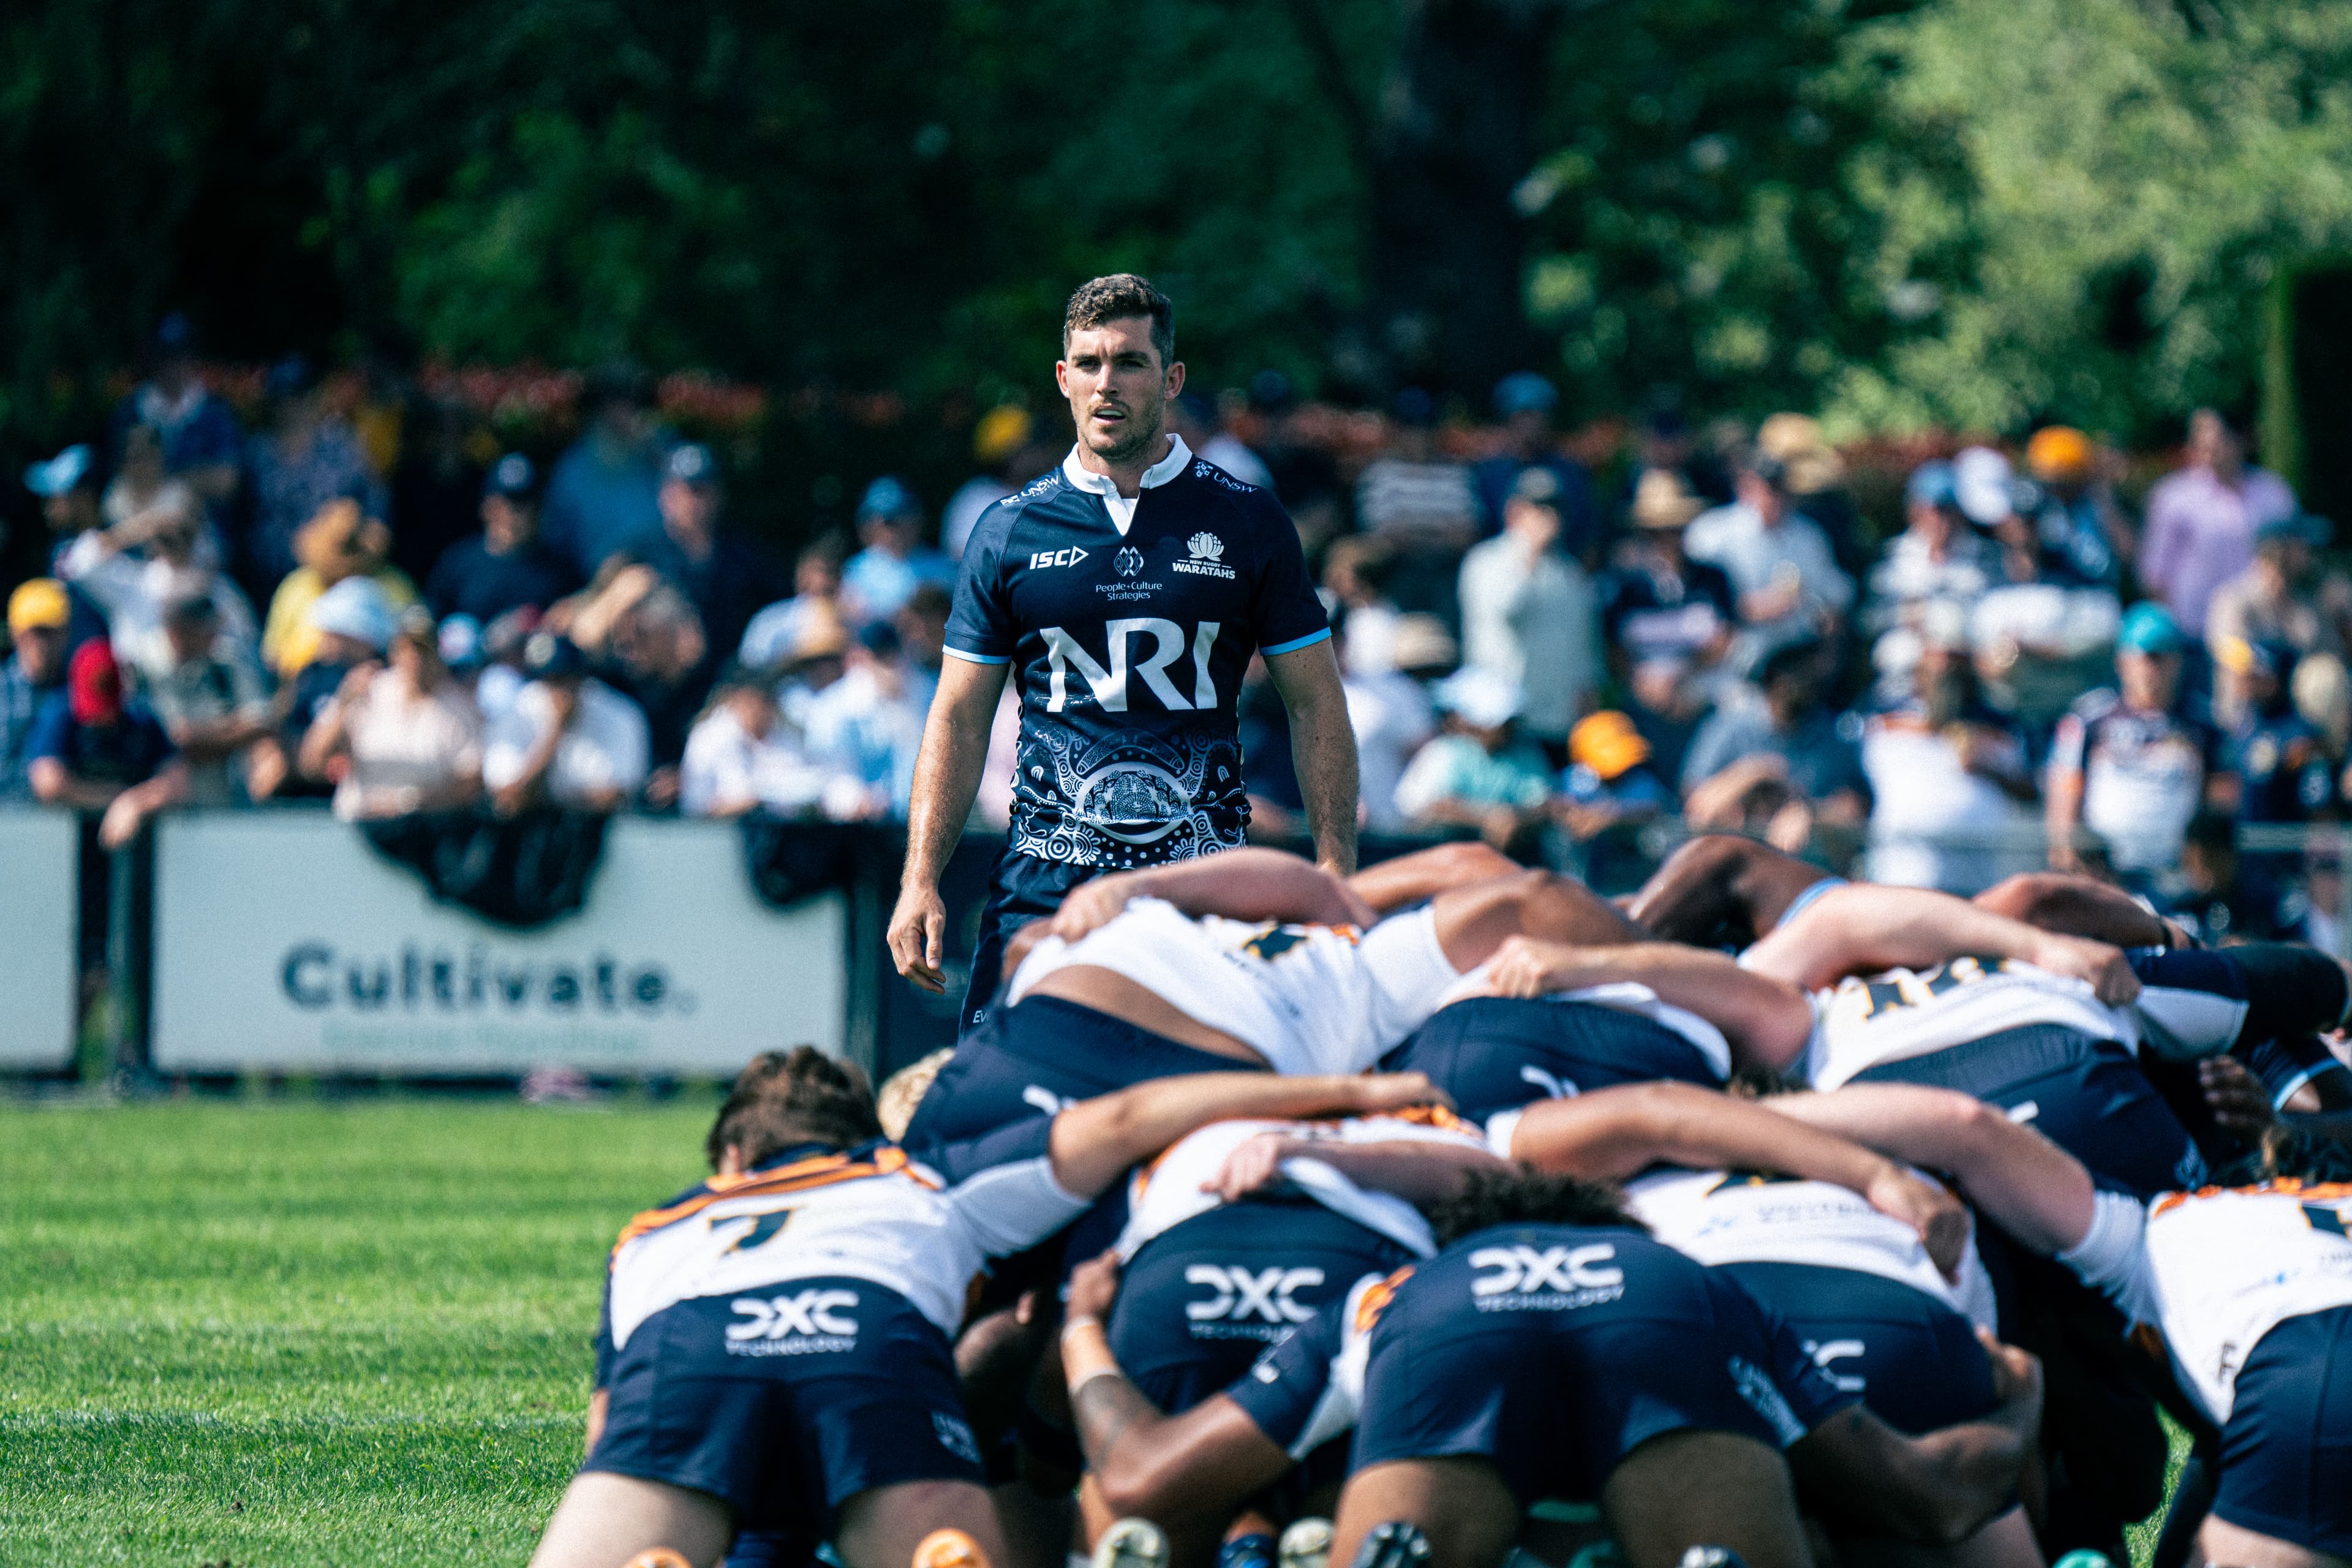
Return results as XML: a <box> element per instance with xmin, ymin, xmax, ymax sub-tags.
<box><xmin>1060</xmin><ymin>434</ymin><xmax>1194</xmax><ymax>537</ymax></box>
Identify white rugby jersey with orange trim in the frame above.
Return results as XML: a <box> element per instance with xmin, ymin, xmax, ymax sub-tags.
<box><xmin>1115</xmin><ymin>1107</ymin><xmax>1490</xmax><ymax>1262</ymax></box>
<box><xmin>2133</xmin><ymin>1180</ymin><xmax>2352</xmax><ymax>1423</ymax></box>
<box><xmin>605</xmin><ymin>1138</ymin><xmax>1087</xmax><ymax>1354</ymax></box>
<box><xmin>1627</xmin><ymin>1166</ymin><xmax>1997</xmax><ymax>1329</ymax></box>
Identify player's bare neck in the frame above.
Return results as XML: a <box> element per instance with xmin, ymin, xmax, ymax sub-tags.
<box><xmin>1078</xmin><ymin>432</ymin><xmax>1174</xmax><ymax>497</ymax></box>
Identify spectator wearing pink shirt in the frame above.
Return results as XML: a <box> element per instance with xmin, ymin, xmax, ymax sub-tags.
<box><xmin>2140</xmin><ymin>407</ymin><xmax>2297</xmax><ymax>636</ymax></box>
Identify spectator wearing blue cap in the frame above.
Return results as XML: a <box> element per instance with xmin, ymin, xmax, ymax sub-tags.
<box><xmin>2046</xmin><ymin>601</ymin><xmax>2237</xmax><ymax>878</ymax></box>
<box><xmin>839</xmin><ymin>475</ymin><xmax>954</xmax><ymax>628</ymax></box>
<box><xmin>243</xmin><ymin>353</ymin><xmax>388</xmax><ymax>594</ymax></box>
<box><xmin>1863</xmin><ymin>459</ymin><xmax>1999</xmax><ymax>701</ymax></box>
<box><xmin>622</xmin><ymin>443</ymin><xmax>790</xmax><ymax>668</ymax></box>
<box><xmin>540</xmin><ymin>362</ymin><xmax>666</xmax><ymax>576</ymax></box>
<box><xmin>20</xmin><ymin>447</ymin><xmax>114</xmax><ymax>652</ymax></box>
<box><xmin>105</xmin><ymin>314</ymin><xmax>243</xmax><ymax>533</ymax></box>
<box><xmin>425</xmin><ymin>453</ymin><xmax>582</xmax><ymax>625</ymax></box>
<box><xmin>1471</xmin><ymin>372</ymin><xmax>1599</xmax><ymax>564</ymax></box>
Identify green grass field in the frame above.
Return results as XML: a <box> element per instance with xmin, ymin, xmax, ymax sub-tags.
<box><xmin>0</xmin><ymin>1098</ymin><xmax>710</xmax><ymax>1566</ymax></box>
<box><xmin>0</xmin><ymin>1097</ymin><xmax>2188</xmax><ymax>1568</ymax></box>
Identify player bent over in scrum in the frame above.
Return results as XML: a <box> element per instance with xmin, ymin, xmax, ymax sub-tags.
<box><xmin>1788</xmin><ymin>1090</ymin><xmax>2352</xmax><ymax>1568</ymax></box>
<box><xmin>529</xmin><ymin>1046</ymin><xmax>1446</xmax><ymax>1568</ymax></box>
<box><xmin>1060</xmin><ymin>1166</ymin><xmax>2038</xmax><ymax>1568</ymax></box>
<box><xmin>903</xmin><ymin>846</ymin><xmax>1688</xmax><ymax>1149</ymax></box>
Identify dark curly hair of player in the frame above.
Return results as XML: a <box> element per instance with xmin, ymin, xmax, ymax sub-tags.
<box><xmin>2209</xmin><ymin>1123</ymin><xmax>2352</xmax><ymax>1190</ymax></box>
<box><xmin>1428</xmin><ymin>1164</ymin><xmax>1650</xmax><ymax>1248</ymax></box>
<box><xmin>706</xmin><ymin>1046</ymin><xmax>883</xmax><ymax>1170</ymax></box>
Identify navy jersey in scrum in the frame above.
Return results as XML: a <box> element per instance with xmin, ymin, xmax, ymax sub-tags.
<box><xmin>945</xmin><ymin>441</ymin><xmax>1330</xmax><ymax>869</ymax></box>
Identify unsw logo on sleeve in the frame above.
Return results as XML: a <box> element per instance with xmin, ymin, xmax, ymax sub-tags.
<box><xmin>1173</xmin><ymin>532</ymin><xmax>1235</xmax><ymax>579</ymax></box>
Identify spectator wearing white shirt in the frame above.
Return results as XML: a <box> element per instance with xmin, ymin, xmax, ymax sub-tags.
<box><xmin>802</xmin><ymin>620</ymin><xmax>932</xmax><ymax>817</ymax></box>
<box><xmin>483</xmin><ymin>632</ymin><xmax>650</xmax><ymax>813</ymax></box>
<box><xmin>57</xmin><ymin>487</ymin><xmax>258</xmax><ymax>685</ymax></box>
<box><xmin>1344</xmin><ymin>613</ymin><xmax>1445</xmax><ymax>832</ymax></box>
<box><xmin>144</xmin><ymin>590</ymin><xmax>279</xmax><ymax>805</ymax></box>
<box><xmin>739</xmin><ymin>537</ymin><xmax>848</xmax><ymax>673</ymax></box>
<box><xmin>1456</xmin><ymin>466</ymin><xmax>1600</xmax><ymax>756</ymax></box>
<box><xmin>302</xmin><ymin>607</ymin><xmax>486</xmax><ymax>821</ymax></box>
<box><xmin>1865</xmin><ymin>461</ymin><xmax>1999</xmax><ymax>701</ymax></box>
<box><xmin>1684</xmin><ymin>450</ymin><xmax>1853</xmax><ymax>665</ymax></box>
<box><xmin>1860</xmin><ymin>610</ymin><xmax>2037</xmax><ymax>895</ymax></box>
<box><xmin>679</xmin><ymin>668</ymin><xmax>867</xmax><ymax>820</ymax></box>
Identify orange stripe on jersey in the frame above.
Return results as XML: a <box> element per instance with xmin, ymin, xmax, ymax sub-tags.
<box><xmin>1354</xmin><ymin>1264</ymin><xmax>1416</xmax><ymax>1332</ymax></box>
<box><xmin>610</xmin><ymin>1145</ymin><xmax>921</xmax><ymax>1259</ymax></box>
<box><xmin>1374</xmin><ymin>1104</ymin><xmax>1477</xmax><ymax>1135</ymax></box>
<box><xmin>2150</xmin><ymin>1178</ymin><xmax>2352</xmax><ymax>1216</ymax></box>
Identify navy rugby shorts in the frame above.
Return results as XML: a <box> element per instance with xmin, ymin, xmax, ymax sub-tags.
<box><xmin>1716</xmin><ymin>1261</ymin><xmax>1994</xmax><ymax>1436</ymax></box>
<box><xmin>1347</xmin><ymin>1226</ymin><xmax>1853</xmax><ymax>1506</ymax></box>
<box><xmin>2212</xmin><ymin>1304</ymin><xmax>2352</xmax><ymax>1558</ymax></box>
<box><xmin>959</xmin><ymin>850</ymin><xmax>1093</xmax><ymax>1035</ymax></box>
<box><xmin>1382</xmin><ymin>997</ymin><xmax>1722</xmax><ymax>1135</ymax></box>
<box><xmin>587</xmin><ymin>1277</ymin><xmax>983</xmax><ymax>1547</ymax></box>
<box><xmin>1110</xmin><ymin>1199</ymin><xmax>1414</xmax><ymax>1417</ymax></box>
<box><xmin>904</xmin><ymin>994</ymin><xmax>1262</xmax><ymax>1150</ymax></box>
<box><xmin>1852</xmin><ymin>1023</ymin><xmax>2203</xmax><ymax>1198</ymax></box>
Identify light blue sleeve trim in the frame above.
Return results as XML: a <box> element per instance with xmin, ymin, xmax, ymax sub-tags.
<box><xmin>2273</xmin><ymin>1066</ymin><xmax>2326</xmax><ymax>1110</ymax></box>
<box><xmin>1261</xmin><ymin>627</ymin><xmax>1333</xmax><ymax>657</ymax></box>
<box><xmin>942</xmin><ymin>646</ymin><xmax>1011</xmax><ymax>666</ymax></box>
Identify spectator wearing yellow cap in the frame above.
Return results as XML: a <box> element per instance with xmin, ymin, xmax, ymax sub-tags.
<box><xmin>4</xmin><ymin>579</ymin><xmax>74</xmax><ymax>797</ymax></box>
<box><xmin>2022</xmin><ymin>425</ymin><xmax>2132</xmax><ymax>591</ymax></box>
<box><xmin>2142</xmin><ymin>407</ymin><xmax>2298</xmax><ymax>638</ymax></box>
<box><xmin>941</xmin><ymin>404</ymin><xmax>1049</xmax><ymax>562</ymax></box>
<box><xmin>1555</xmin><ymin>710</ymin><xmax>1673</xmax><ymax>892</ymax></box>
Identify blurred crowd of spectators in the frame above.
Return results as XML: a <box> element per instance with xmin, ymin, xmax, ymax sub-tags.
<box><xmin>4</xmin><ymin>317</ymin><xmax>2348</xmax><ymax>949</ymax></box>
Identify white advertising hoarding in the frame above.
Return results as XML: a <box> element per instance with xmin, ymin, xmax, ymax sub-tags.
<box><xmin>151</xmin><ymin>812</ymin><xmax>845</xmax><ymax>1074</ymax></box>
<box><xmin>0</xmin><ymin>810</ymin><xmax>79</xmax><ymax>1068</ymax></box>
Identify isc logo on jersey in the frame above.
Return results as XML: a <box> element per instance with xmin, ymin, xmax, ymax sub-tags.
<box><xmin>1468</xmin><ymin>1243</ymin><xmax>1625</xmax><ymax>1311</ymax></box>
<box><xmin>1041</xmin><ymin>619</ymin><xmax>1222</xmax><ymax>713</ymax></box>
<box><xmin>1028</xmin><ymin>545</ymin><xmax>1090</xmax><ymax>570</ymax></box>
<box><xmin>1185</xmin><ymin>1264</ymin><xmax>1325</xmax><ymax>1338</ymax></box>
<box><xmin>725</xmin><ymin>1287</ymin><xmax>859</xmax><ymax>1356</ymax></box>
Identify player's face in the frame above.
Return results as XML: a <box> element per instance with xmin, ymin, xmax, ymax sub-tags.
<box><xmin>1058</xmin><ymin>318</ymin><xmax>1184</xmax><ymax>464</ymax></box>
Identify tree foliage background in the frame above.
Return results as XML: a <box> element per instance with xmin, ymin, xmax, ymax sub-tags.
<box><xmin>4</xmin><ymin>0</ymin><xmax>2350</xmax><ymax>461</ymax></box>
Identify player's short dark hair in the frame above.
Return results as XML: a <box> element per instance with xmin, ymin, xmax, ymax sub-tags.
<box><xmin>2214</xmin><ymin>1124</ymin><xmax>2352</xmax><ymax>1189</ymax></box>
<box><xmin>1064</xmin><ymin>274</ymin><xmax>1174</xmax><ymax>368</ymax></box>
<box><xmin>1428</xmin><ymin>1166</ymin><xmax>1648</xmax><ymax>1248</ymax></box>
<box><xmin>706</xmin><ymin>1046</ymin><xmax>882</xmax><ymax>1170</ymax></box>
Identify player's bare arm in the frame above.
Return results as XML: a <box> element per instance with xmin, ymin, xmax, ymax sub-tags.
<box><xmin>1264</xmin><ymin>637</ymin><xmax>1360</xmax><ymax>876</ymax></box>
<box><xmin>1743</xmin><ymin>880</ymin><xmax>2139</xmax><ymax>1003</ymax></box>
<box><xmin>1472</xmin><ymin>933</ymin><xmax>1816</xmax><ymax>1069</ymax></box>
<box><xmin>1047</xmin><ymin>845</ymin><xmax>1376</xmax><ymax>943</ymax></box>
<box><xmin>890</xmin><ymin>654</ymin><xmax>1008</xmax><ymax>991</ymax></box>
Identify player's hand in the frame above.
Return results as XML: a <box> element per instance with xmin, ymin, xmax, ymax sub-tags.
<box><xmin>888</xmin><ymin>881</ymin><xmax>949</xmax><ymax>993</ymax></box>
<box><xmin>1866</xmin><ymin>1164</ymin><xmax>1970</xmax><ymax>1281</ymax></box>
<box><xmin>1474</xmin><ymin>935</ymin><xmax>1569</xmax><ymax>1001</ymax></box>
<box><xmin>1065</xmin><ymin>1249</ymin><xmax>1124</xmax><ymax>1322</ymax></box>
<box><xmin>2199</xmin><ymin>1055</ymin><xmax>2276</xmax><ymax>1143</ymax></box>
<box><xmin>1340</xmin><ymin>1071</ymin><xmax>1451</xmax><ymax>1114</ymax></box>
<box><xmin>2030</xmin><ymin>933</ymin><xmax>2139</xmax><ymax>1006</ymax></box>
<box><xmin>1977</xmin><ymin>1328</ymin><xmax>2044</xmax><ymax>1419</ymax></box>
<box><xmin>1207</xmin><ymin>1132</ymin><xmax>1303</xmax><ymax>1202</ymax></box>
<box><xmin>1048</xmin><ymin>872</ymin><xmax>1145</xmax><ymax>944</ymax></box>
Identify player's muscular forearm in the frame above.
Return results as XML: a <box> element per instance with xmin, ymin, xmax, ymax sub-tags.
<box><xmin>1743</xmin><ymin>882</ymin><xmax>2139</xmax><ymax>1003</ymax></box>
<box><xmin>1478</xmin><ymin>937</ymin><xmax>1812</xmax><ymax>1067</ymax></box>
<box><xmin>901</xmin><ymin>659</ymin><xmax>1005</xmax><ymax>889</ymax></box>
<box><xmin>1760</xmin><ymin>1084</ymin><xmax>2096</xmax><ymax>1254</ymax></box>
<box><xmin>1265</xmin><ymin>641</ymin><xmax>1359</xmax><ymax>875</ymax></box>
<box><xmin>1055</xmin><ymin>846</ymin><xmax>1374</xmax><ymax>940</ymax></box>
<box><xmin>1047</xmin><ymin>1069</ymin><xmax>1444</xmax><ymax>1196</ymax></box>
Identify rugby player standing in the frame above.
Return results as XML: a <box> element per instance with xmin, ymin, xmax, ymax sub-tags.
<box><xmin>887</xmin><ymin>274</ymin><xmax>1359</xmax><ymax>1031</ymax></box>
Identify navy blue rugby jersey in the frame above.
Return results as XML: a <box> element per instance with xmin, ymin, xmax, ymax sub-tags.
<box><xmin>946</xmin><ymin>439</ymin><xmax>1330</xmax><ymax>869</ymax></box>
